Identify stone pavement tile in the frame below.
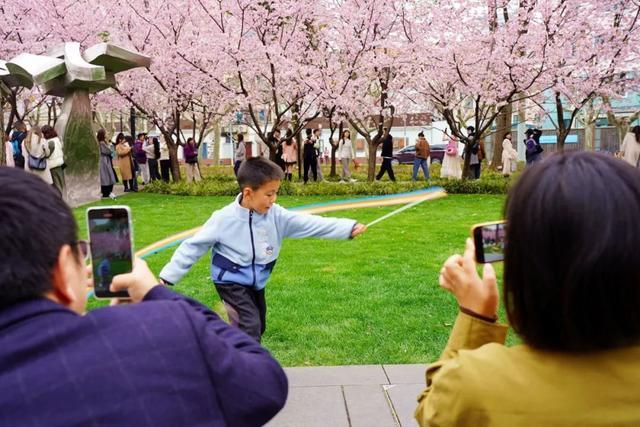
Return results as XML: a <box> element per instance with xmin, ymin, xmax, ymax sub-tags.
<box><xmin>343</xmin><ymin>385</ymin><xmax>397</xmax><ymax>427</ymax></box>
<box><xmin>285</xmin><ymin>365</ymin><xmax>389</xmax><ymax>387</ymax></box>
<box><xmin>383</xmin><ymin>364</ymin><xmax>427</xmax><ymax>385</ymax></box>
<box><xmin>385</xmin><ymin>383</ymin><xmax>424</xmax><ymax>427</ymax></box>
<box><xmin>266</xmin><ymin>386</ymin><xmax>349</xmax><ymax>427</ymax></box>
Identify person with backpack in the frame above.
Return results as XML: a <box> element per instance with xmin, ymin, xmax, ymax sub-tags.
<box><xmin>24</xmin><ymin>126</ymin><xmax>53</xmax><ymax>185</ymax></box>
<box><xmin>441</xmin><ymin>135</ymin><xmax>462</xmax><ymax>179</ymax></box>
<box><xmin>183</xmin><ymin>137</ymin><xmax>202</xmax><ymax>183</ymax></box>
<box><xmin>464</xmin><ymin>126</ymin><xmax>485</xmax><ymax>179</ymax></box>
<box><xmin>525</xmin><ymin>128</ymin><xmax>543</xmax><ymax>166</ymax></box>
<box><xmin>40</xmin><ymin>125</ymin><xmax>65</xmax><ymax>197</ymax></box>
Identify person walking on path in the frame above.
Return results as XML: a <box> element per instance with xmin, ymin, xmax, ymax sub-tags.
<box><xmin>234</xmin><ymin>133</ymin><xmax>247</xmax><ymax>177</ymax></box>
<box><xmin>282</xmin><ymin>132</ymin><xmax>297</xmax><ymax>181</ymax></box>
<box><xmin>40</xmin><ymin>125</ymin><xmax>65</xmax><ymax>196</ymax></box>
<box><xmin>183</xmin><ymin>137</ymin><xmax>202</xmax><ymax>183</ymax></box>
<box><xmin>303</xmin><ymin>129</ymin><xmax>318</xmax><ymax>183</ymax></box>
<box><xmin>413</xmin><ymin>132</ymin><xmax>431</xmax><ymax>181</ymax></box>
<box><xmin>376</xmin><ymin>128</ymin><xmax>396</xmax><ymax>181</ymax></box>
<box><xmin>338</xmin><ymin>130</ymin><xmax>355</xmax><ymax>182</ymax></box>
<box><xmin>441</xmin><ymin>136</ymin><xmax>462</xmax><ymax>179</ymax></box>
<box><xmin>620</xmin><ymin>125</ymin><xmax>640</xmax><ymax>167</ymax></box>
<box><xmin>116</xmin><ymin>133</ymin><xmax>135</xmax><ymax>192</ymax></box>
<box><xmin>502</xmin><ymin>132</ymin><xmax>518</xmax><ymax>176</ymax></box>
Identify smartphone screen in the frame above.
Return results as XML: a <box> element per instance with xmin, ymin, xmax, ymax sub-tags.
<box><xmin>87</xmin><ymin>207</ymin><xmax>133</xmax><ymax>299</ymax></box>
<box><xmin>473</xmin><ymin>222</ymin><xmax>506</xmax><ymax>263</ymax></box>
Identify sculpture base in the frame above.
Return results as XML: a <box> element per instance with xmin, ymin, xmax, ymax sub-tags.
<box><xmin>55</xmin><ymin>89</ymin><xmax>100</xmax><ymax>207</ymax></box>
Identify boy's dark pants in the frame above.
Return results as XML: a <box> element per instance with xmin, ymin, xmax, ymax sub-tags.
<box><xmin>215</xmin><ymin>283</ymin><xmax>266</xmax><ymax>342</ymax></box>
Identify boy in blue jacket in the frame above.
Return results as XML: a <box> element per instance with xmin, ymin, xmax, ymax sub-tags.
<box><xmin>160</xmin><ymin>157</ymin><xmax>367</xmax><ymax>341</ymax></box>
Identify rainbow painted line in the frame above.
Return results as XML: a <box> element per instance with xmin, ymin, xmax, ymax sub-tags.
<box><xmin>135</xmin><ymin>187</ymin><xmax>446</xmax><ymax>260</ymax></box>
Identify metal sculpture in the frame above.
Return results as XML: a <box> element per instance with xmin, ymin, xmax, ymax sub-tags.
<box><xmin>1</xmin><ymin>43</ymin><xmax>150</xmax><ymax>206</ymax></box>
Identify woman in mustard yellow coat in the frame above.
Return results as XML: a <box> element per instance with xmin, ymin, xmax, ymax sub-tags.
<box><xmin>416</xmin><ymin>152</ymin><xmax>640</xmax><ymax>426</ymax></box>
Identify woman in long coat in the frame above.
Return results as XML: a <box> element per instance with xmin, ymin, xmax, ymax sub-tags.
<box><xmin>98</xmin><ymin>129</ymin><xmax>116</xmax><ymax>198</ymax></box>
<box><xmin>115</xmin><ymin>133</ymin><xmax>134</xmax><ymax>192</ymax></box>
<box><xmin>501</xmin><ymin>133</ymin><xmax>518</xmax><ymax>176</ymax></box>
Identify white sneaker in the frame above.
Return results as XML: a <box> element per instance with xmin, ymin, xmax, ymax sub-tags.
<box><xmin>109</xmin><ymin>193</ymin><xmax>117</xmax><ymax>200</ymax></box>
<box><xmin>349</xmin><ymin>178</ymin><xmax>357</xmax><ymax>182</ymax></box>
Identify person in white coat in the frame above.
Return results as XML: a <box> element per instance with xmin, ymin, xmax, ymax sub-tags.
<box><xmin>337</xmin><ymin>129</ymin><xmax>356</xmax><ymax>182</ymax></box>
<box><xmin>24</xmin><ymin>126</ymin><xmax>53</xmax><ymax>185</ymax></box>
<box><xmin>41</xmin><ymin>125</ymin><xmax>65</xmax><ymax>196</ymax></box>
<box><xmin>501</xmin><ymin>133</ymin><xmax>518</xmax><ymax>177</ymax></box>
<box><xmin>620</xmin><ymin>126</ymin><xmax>640</xmax><ymax>167</ymax></box>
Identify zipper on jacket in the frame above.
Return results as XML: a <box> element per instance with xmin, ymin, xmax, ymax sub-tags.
<box><xmin>249</xmin><ymin>211</ymin><xmax>257</xmax><ymax>287</ymax></box>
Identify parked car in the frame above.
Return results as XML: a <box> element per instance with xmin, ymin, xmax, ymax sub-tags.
<box><xmin>391</xmin><ymin>144</ymin><xmax>446</xmax><ymax>165</ymax></box>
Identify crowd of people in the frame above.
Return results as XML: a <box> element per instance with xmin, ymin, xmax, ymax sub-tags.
<box><xmin>3</xmin><ymin>121</ymin><xmax>66</xmax><ymax>196</ymax></box>
<box><xmin>1</xmin><ymin>147</ymin><xmax>640</xmax><ymax>425</ymax></box>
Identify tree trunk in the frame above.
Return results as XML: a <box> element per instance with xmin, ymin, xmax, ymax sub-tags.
<box><xmin>161</xmin><ymin>128</ymin><xmax>181</xmax><ymax>181</ymax></box>
<box><xmin>366</xmin><ymin>138</ymin><xmax>378</xmax><ymax>181</ymax></box>
<box><xmin>491</xmin><ymin>103</ymin><xmax>512</xmax><ymax>169</ymax></box>
<box><xmin>584</xmin><ymin>122</ymin><xmax>596</xmax><ymax>151</ymax></box>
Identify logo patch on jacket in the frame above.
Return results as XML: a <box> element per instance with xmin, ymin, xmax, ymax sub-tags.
<box><xmin>265</xmin><ymin>245</ymin><xmax>274</xmax><ymax>256</ymax></box>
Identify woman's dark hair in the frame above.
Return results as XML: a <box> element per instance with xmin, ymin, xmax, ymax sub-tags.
<box><xmin>97</xmin><ymin>129</ymin><xmax>106</xmax><ymax>142</ymax></box>
<box><xmin>504</xmin><ymin>151</ymin><xmax>640</xmax><ymax>352</ymax></box>
<box><xmin>187</xmin><ymin>137</ymin><xmax>195</xmax><ymax>146</ymax></box>
<box><xmin>305</xmin><ymin>128</ymin><xmax>312</xmax><ymax>137</ymax></box>
<box><xmin>0</xmin><ymin>167</ymin><xmax>78</xmax><ymax>308</ymax></box>
<box><xmin>237</xmin><ymin>133</ymin><xmax>244</xmax><ymax>142</ymax></box>
<box><xmin>115</xmin><ymin>133</ymin><xmax>125</xmax><ymax>144</ymax></box>
<box><xmin>152</xmin><ymin>137</ymin><xmax>160</xmax><ymax>159</ymax></box>
<box><xmin>504</xmin><ymin>132</ymin><xmax>511</xmax><ymax>139</ymax></box>
<box><xmin>418</xmin><ymin>132</ymin><xmax>424</xmax><ymax>137</ymax></box>
<box><xmin>41</xmin><ymin>125</ymin><xmax>57</xmax><ymax>139</ymax></box>
<box><xmin>341</xmin><ymin>129</ymin><xmax>350</xmax><ymax>139</ymax></box>
<box><xmin>124</xmin><ymin>135</ymin><xmax>134</xmax><ymax>144</ymax></box>
<box><xmin>632</xmin><ymin>125</ymin><xmax>640</xmax><ymax>143</ymax></box>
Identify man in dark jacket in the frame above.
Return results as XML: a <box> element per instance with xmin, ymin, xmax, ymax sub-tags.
<box><xmin>376</xmin><ymin>128</ymin><xmax>396</xmax><ymax>181</ymax></box>
<box><xmin>0</xmin><ymin>167</ymin><xmax>288</xmax><ymax>426</ymax></box>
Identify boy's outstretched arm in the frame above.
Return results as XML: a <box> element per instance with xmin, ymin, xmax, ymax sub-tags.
<box><xmin>275</xmin><ymin>205</ymin><xmax>365</xmax><ymax>240</ymax></box>
<box><xmin>159</xmin><ymin>215</ymin><xmax>219</xmax><ymax>285</ymax></box>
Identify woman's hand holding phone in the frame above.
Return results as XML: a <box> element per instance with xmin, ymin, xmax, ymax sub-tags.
<box><xmin>439</xmin><ymin>238</ymin><xmax>500</xmax><ymax>320</ymax></box>
<box><xmin>110</xmin><ymin>258</ymin><xmax>160</xmax><ymax>303</ymax></box>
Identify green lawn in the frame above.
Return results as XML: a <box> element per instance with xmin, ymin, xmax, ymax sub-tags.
<box><xmin>74</xmin><ymin>192</ymin><xmax>512</xmax><ymax>367</ymax></box>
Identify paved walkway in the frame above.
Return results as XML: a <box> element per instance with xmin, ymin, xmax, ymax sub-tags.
<box><xmin>267</xmin><ymin>364</ymin><xmax>426</xmax><ymax>427</ymax></box>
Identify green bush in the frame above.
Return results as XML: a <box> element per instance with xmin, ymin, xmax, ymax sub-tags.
<box><xmin>143</xmin><ymin>173</ymin><xmax>513</xmax><ymax>196</ymax></box>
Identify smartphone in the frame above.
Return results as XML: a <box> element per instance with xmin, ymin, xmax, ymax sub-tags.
<box><xmin>87</xmin><ymin>206</ymin><xmax>133</xmax><ymax>299</ymax></box>
<box><xmin>471</xmin><ymin>221</ymin><xmax>507</xmax><ymax>263</ymax></box>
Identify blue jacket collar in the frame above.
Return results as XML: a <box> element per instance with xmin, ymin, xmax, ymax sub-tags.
<box><xmin>233</xmin><ymin>193</ymin><xmax>267</xmax><ymax>221</ymax></box>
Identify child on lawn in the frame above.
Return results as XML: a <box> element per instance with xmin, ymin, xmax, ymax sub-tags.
<box><xmin>159</xmin><ymin>157</ymin><xmax>367</xmax><ymax>341</ymax></box>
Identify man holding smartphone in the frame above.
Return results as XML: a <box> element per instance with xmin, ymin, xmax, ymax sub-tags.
<box><xmin>0</xmin><ymin>167</ymin><xmax>287</xmax><ymax>426</ymax></box>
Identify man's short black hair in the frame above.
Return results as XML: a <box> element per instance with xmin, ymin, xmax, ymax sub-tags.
<box><xmin>237</xmin><ymin>157</ymin><xmax>284</xmax><ymax>190</ymax></box>
<box><xmin>0</xmin><ymin>167</ymin><xmax>78</xmax><ymax>307</ymax></box>
<box><xmin>504</xmin><ymin>151</ymin><xmax>640</xmax><ymax>352</ymax></box>
<box><xmin>305</xmin><ymin>128</ymin><xmax>312</xmax><ymax>136</ymax></box>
